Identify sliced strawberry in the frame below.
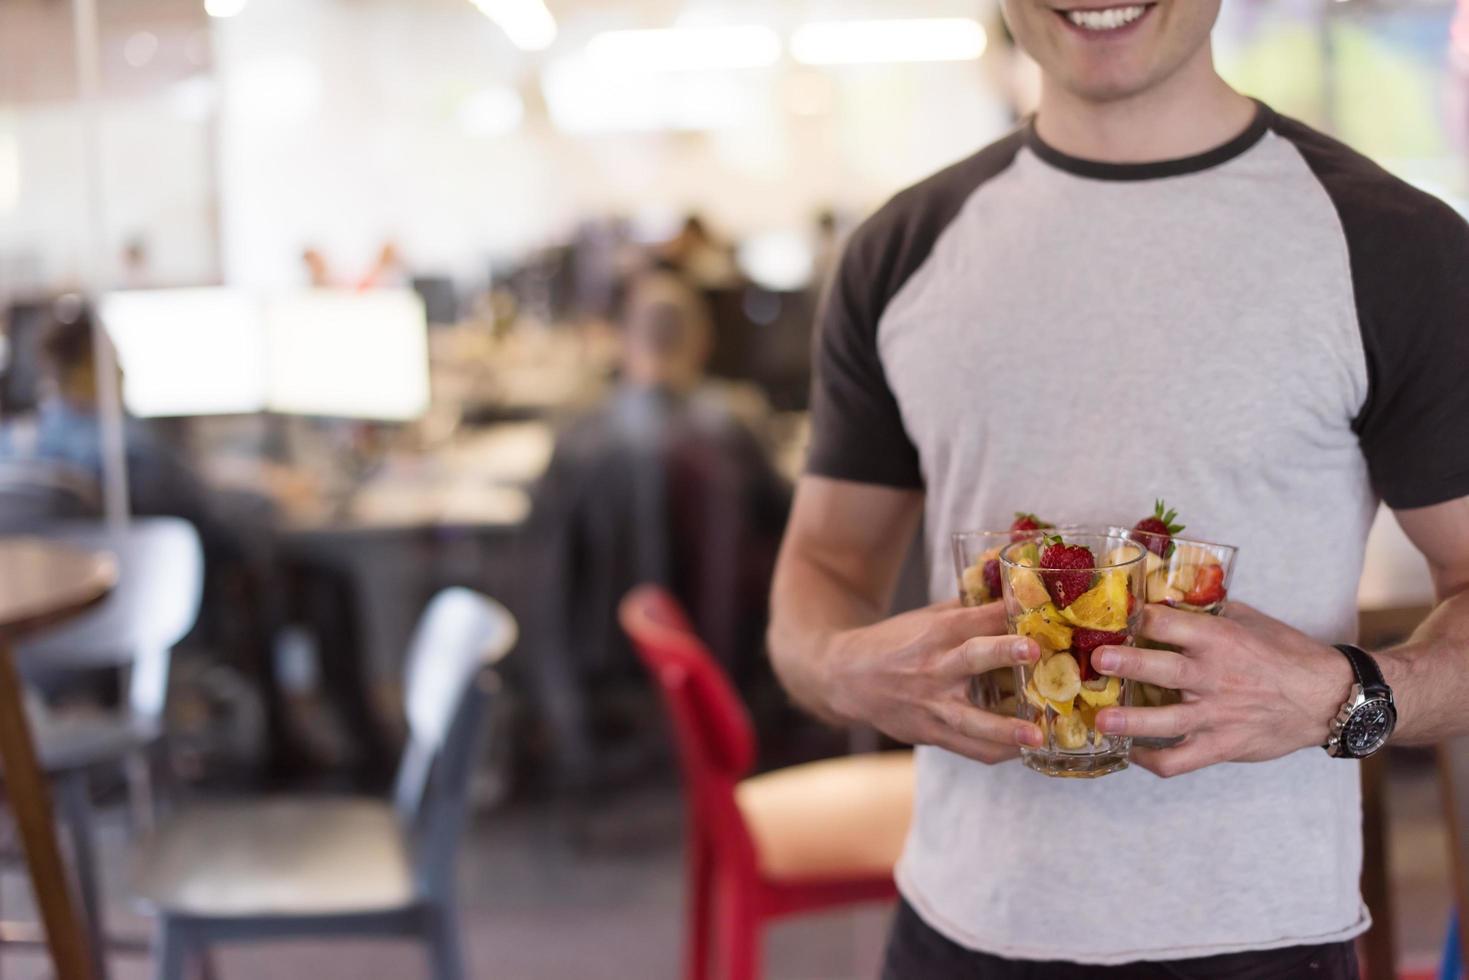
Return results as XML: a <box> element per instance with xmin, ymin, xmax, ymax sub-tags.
<box><xmin>1039</xmin><ymin>538</ymin><xmax>1095</xmax><ymax>609</ymax></box>
<box><xmin>1184</xmin><ymin>563</ymin><xmax>1226</xmax><ymax>606</ymax></box>
<box><xmin>1009</xmin><ymin>512</ymin><xmax>1053</xmax><ymax>543</ymax></box>
<box><xmin>981</xmin><ymin>559</ymin><xmax>1001</xmax><ymax>602</ymax></box>
<box><xmin>1127</xmin><ymin>593</ymin><xmax>1137</xmax><ymax>616</ymax></box>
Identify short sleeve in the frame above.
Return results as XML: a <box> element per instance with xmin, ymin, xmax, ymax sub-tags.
<box><xmin>1353</xmin><ymin>202</ymin><xmax>1469</xmax><ymax>509</ymax></box>
<box><xmin>1272</xmin><ymin>111</ymin><xmax>1469</xmax><ymax>510</ymax></box>
<box><xmin>805</xmin><ymin>229</ymin><xmax>924</xmax><ymax>489</ymax></box>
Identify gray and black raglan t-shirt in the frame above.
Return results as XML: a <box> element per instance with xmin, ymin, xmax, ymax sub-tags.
<box><xmin>808</xmin><ymin>101</ymin><xmax>1469</xmax><ymax>963</ymax></box>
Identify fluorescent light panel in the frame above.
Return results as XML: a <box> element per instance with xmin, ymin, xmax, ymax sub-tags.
<box><xmin>469</xmin><ymin>0</ymin><xmax>557</xmax><ymax>52</ymax></box>
<box><xmin>791</xmin><ymin>17</ymin><xmax>988</xmax><ymax>65</ymax></box>
<box><xmin>586</xmin><ymin>26</ymin><xmax>782</xmax><ymax>72</ymax></box>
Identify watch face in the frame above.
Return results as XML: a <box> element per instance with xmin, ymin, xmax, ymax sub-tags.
<box><xmin>1344</xmin><ymin>699</ymin><xmax>1395</xmax><ymax>757</ymax></box>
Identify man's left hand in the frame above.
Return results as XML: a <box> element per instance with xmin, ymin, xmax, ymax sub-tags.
<box><xmin>1091</xmin><ymin>603</ymin><xmax>1355</xmax><ymax>778</ymax></box>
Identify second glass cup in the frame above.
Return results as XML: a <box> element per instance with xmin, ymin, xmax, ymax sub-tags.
<box><xmin>951</xmin><ymin>529</ymin><xmax>1033</xmax><ymax>715</ymax></box>
<box><xmin>1116</xmin><ymin>527</ymin><xmax>1238</xmax><ymax>749</ymax></box>
<box><xmin>999</xmin><ymin>530</ymin><xmax>1147</xmax><ymax>779</ymax></box>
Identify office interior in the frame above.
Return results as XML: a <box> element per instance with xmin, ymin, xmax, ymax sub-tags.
<box><xmin>0</xmin><ymin>0</ymin><xmax>1466</xmax><ymax>977</ymax></box>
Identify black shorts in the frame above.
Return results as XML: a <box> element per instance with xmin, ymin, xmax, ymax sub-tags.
<box><xmin>882</xmin><ymin>900</ymin><xmax>1359</xmax><ymax>980</ymax></box>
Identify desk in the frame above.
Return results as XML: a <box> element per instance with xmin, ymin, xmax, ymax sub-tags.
<box><xmin>0</xmin><ymin>539</ymin><xmax>116</xmax><ymax>980</ymax></box>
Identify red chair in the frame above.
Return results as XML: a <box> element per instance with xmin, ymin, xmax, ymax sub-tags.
<box><xmin>619</xmin><ymin>585</ymin><xmax>913</xmax><ymax>980</ymax></box>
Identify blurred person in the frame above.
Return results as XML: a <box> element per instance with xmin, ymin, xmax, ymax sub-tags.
<box><xmin>120</xmin><ymin>236</ymin><xmax>153</xmax><ymax>290</ymax></box>
<box><xmin>770</xmin><ymin>2</ymin><xmax>1469</xmax><ymax>978</ymax></box>
<box><xmin>301</xmin><ymin>246</ymin><xmax>335</xmax><ymax>288</ymax></box>
<box><xmin>527</xmin><ymin>272</ymin><xmax>790</xmax><ymax>795</ymax></box>
<box><xmin>0</xmin><ymin>304</ymin><xmax>218</xmax><ymax>531</ymax></box>
<box><xmin>657</xmin><ymin>213</ymin><xmax>739</xmax><ymax>290</ymax></box>
<box><xmin>356</xmin><ymin>240</ymin><xmax>409</xmax><ymax>291</ymax></box>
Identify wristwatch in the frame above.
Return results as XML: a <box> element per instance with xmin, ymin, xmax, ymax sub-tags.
<box><xmin>1324</xmin><ymin>643</ymin><xmax>1396</xmax><ymax>759</ymax></box>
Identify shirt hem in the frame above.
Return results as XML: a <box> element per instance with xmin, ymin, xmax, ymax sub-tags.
<box><xmin>895</xmin><ymin>863</ymin><xmax>1372</xmax><ymax>966</ymax></box>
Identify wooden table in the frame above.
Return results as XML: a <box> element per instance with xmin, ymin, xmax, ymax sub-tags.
<box><xmin>0</xmin><ymin>539</ymin><xmax>116</xmax><ymax>980</ymax></box>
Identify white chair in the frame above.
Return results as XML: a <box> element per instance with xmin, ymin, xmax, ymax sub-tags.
<box><xmin>135</xmin><ymin>587</ymin><xmax>518</xmax><ymax>980</ymax></box>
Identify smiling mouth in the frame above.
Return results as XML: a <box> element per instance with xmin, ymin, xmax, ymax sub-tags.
<box><xmin>1056</xmin><ymin>3</ymin><xmax>1156</xmax><ymax>32</ymax></box>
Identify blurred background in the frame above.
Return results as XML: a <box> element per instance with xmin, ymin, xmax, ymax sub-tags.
<box><xmin>0</xmin><ymin>0</ymin><xmax>1466</xmax><ymax>977</ymax></box>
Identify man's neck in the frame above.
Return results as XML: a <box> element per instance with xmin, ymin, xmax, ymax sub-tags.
<box><xmin>1033</xmin><ymin>48</ymin><xmax>1256</xmax><ymax>164</ymax></box>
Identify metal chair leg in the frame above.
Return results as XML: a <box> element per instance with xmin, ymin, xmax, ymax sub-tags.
<box><xmin>425</xmin><ymin>904</ymin><xmax>464</xmax><ymax>980</ymax></box>
<box><xmin>57</xmin><ymin>772</ymin><xmax>108</xmax><ymax>980</ymax></box>
<box><xmin>153</xmin><ymin>919</ymin><xmax>186</xmax><ymax>980</ymax></box>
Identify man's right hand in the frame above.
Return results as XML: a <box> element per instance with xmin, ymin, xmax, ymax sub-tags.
<box><xmin>821</xmin><ymin>600</ymin><xmax>1044</xmax><ymax>764</ymax></box>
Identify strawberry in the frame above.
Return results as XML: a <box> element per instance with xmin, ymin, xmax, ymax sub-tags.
<box><xmin>1184</xmin><ymin>563</ymin><xmax>1226</xmax><ymax>606</ymax></box>
<box><xmin>1010</xmin><ymin>512</ymin><xmax>1053</xmax><ymax>543</ymax></box>
<box><xmin>982</xmin><ymin>559</ymin><xmax>1002</xmax><ymax>602</ymax></box>
<box><xmin>1071</xmin><ymin>627</ymin><xmax>1127</xmax><ymax>682</ymax></box>
<box><xmin>1132</xmin><ymin>499</ymin><xmax>1185</xmax><ymax>558</ymax></box>
<box><xmin>1039</xmin><ymin>537</ymin><xmax>1095</xmax><ymax>609</ymax></box>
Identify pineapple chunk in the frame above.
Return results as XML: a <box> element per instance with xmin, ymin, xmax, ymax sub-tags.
<box><xmin>1048</xmin><ymin>696</ymin><xmax>1076</xmax><ymax>717</ymax></box>
<box><xmin>960</xmin><ymin>562</ymin><xmax>987</xmax><ymax>605</ymax></box>
<box><xmin>1015</xmin><ymin>604</ymin><xmax>1074</xmax><ymax>653</ymax></box>
<box><xmin>1058</xmin><ymin>572</ymin><xmax>1129</xmax><ymax>631</ymax></box>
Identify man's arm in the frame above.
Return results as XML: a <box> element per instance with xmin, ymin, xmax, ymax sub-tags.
<box><xmin>1370</xmin><ymin>496</ymin><xmax>1469</xmax><ymax>744</ymax></box>
<box><xmin>1090</xmin><ymin>498</ymin><xmax>1469</xmax><ymax>775</ymax></box>
<box><xmin>769</xmin><ymin>475</ymin><xmax>1043</xmax><ymax>763</ymax></box>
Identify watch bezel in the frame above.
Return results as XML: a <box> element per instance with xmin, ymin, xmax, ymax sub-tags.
<box><xmin>1340</xmin><ymin>696</ymin><xmax>1396</xmax><ymax>758</ymax></box>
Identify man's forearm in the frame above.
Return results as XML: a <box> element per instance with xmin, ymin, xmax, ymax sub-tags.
<box><xmin>1377</xmin><ymin>589</ymin><xmax>1469</xmax><ymax>744</ymax></box>
<box><xmin>767</xmin><ymin>547</ymin><xmax>889</xmax><ymax>724</ymax></box>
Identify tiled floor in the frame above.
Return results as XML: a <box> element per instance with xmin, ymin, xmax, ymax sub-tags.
<box><xmin>0</xmin><ymin>752</ymin><xmax>1454</xmax><ymax>980</ymax></box>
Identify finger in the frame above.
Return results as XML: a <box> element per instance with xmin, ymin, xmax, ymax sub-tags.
<box><xmin>1130</xmin><ymin>736</ymin><xmax>1223</xmax><ymax>779</ymax></box>
<box><xmin>1093</xmin><ymin>703</ymin><xmax>1198</xmax><ymax>739</ymax></box>
<box><xmin>946</xmin><ymin>634</ymin><xmax>1038</xmax><ymax>677</ymax></box>
<box><xmin>1092</xmin><ymin>644</ymin><xmax>1193</xmax><ymax>690</ymax></box>
<box><xmin>1140</xmin><ymin>603</ymin><xmax>1229</xmax><ymax>649</ymax></box>
<box><xmin>928</xmin><ymin>602</ymin><xmax>1008</xmax><ymax>645</ymax></box>
<box><xmin>933</xmin><ymin>701</ymin><xmax>1044</xmax><ymax>749</ymax></box>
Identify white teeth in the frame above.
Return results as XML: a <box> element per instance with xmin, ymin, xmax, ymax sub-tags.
<box><xmin>1066</xmin><ymin>5</ymin><xmax>1147</xmax><ymax>31</ymax></box>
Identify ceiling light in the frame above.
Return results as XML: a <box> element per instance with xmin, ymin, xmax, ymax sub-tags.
<box><xmin>585</xmin><ymin>26</ymin><xmax>781</xmax><ymax>72</ymax></box>
<box><xmin>469</xmin><ymin>0</ymin><xmax>557</xmax><ymax>52</ymax></box>
<box><xmin>204</xmin><ymin>0</ymin><xmax>249</xmax><ymax>19</ymax></box>
<box><xmin>791</xmin><ymin>18</ymin><xmax>987</xmax><ymax>66</ymax></box>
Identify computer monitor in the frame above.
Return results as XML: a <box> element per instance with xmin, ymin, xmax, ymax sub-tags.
<box><xmin>100</xmin><ymin>289</ymin><xmax>268</xmax><ymax>418</ymax></box>
<box><xmin>264</xmin><ymin>290</ymin><xmax>430</xmax><ymax>421</ymax></box>
<box><xmin>99</xmin><ymin>288</ymin><xmax>431</xmax><ymax>422</ymax></box>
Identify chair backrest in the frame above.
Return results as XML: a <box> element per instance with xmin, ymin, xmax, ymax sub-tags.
<box><xmin>0</xmin><ymin>460</ymin><xmax>100</xmax><ymax>531</ymax></box>
<box><xmin>390</xmin><ymin>588</ymin><xmax>517</xmax><ymax>899</ymax></box>
<box><xmin>618</xmin><ymin>586</ymin><xmax>756</xmax><ymax>841</ymax></box>
<box><xmin>18</xmin><ymin>517</ymin><xmax>203</xmax><ymax>721</ymax></box>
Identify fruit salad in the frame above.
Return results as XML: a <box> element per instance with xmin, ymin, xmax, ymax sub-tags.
<box><xmin>1000</xmin><ymin>531</ymin><xmax>1147</xmax><ymax>778</ymax></box>
<box><xmin>952</xmin><ymin>517</ymin><xmax>1052</xmax><ymax>714</ymax></box>
<box><xmin>1120</xmin><ymin>505</ymin><xmax>1238</xmax><ymax>747</ymax></box>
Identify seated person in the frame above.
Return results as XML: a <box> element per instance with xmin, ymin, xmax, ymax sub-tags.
<box><xmin>0</xmin><ymin>304</ymin><xmax>223</xmax><ymax>535</ymax></box>
<box><xmin>527</xmin><ymin>273</ymin><xmax>791</xmax><ymax>790</ymax></box>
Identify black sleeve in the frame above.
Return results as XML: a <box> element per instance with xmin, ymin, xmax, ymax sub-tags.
<box><xmin>805</xmin><ymin>131</ymin><xmax>1024</xmax><ymax>489</ymax></box>
<box><xmin>1276</xmin><ymin>115</ymin><xmax>1469</xmax><ymax>509</ymax></box>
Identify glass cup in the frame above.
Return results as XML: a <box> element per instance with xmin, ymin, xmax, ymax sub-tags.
<box><xmin>999</xmin><ymin>530</ymin><xmax>1147</xmax><ymax>779</ymax></box>
<box><xmin>952</xmin><ymin>529</ymin><xmax>1039</xmax><ymax>715</ymax></box>
<box><xmin>1115</xmin><ymin>527</ymin><xmax>1238</xmax><ymax>750</ymax></box>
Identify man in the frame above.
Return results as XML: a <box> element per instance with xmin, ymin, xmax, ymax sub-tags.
<box><xmin>769</xmin><ymin>2</ymin><xmax>1469</xmax><ymax>977</ymax></box>
<box><xmin>531</xmin><ymin>273</ymin><xmax>789</xmax><ymax>789</ymax></box>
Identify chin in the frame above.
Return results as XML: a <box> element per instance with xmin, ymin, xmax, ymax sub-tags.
<box><xmin>1055</xmin><ymin>64</ymin><xmax>1161</xmax><ymax>104</ymax></box>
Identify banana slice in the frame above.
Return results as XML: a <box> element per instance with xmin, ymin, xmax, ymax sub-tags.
<box><xmin>1032</xmin><ymin>652</ymin><xmax>1081</xmax><ymax>703</ymax></box>
<box><xmin>1079</xmin><ymin>676</ymin><xmax>1121</xmax><ymax>707</ymax></box>
<box><xmin>1023</xmin><ymin>679</ymin><xmax>1047</xmax><ymax>711</ymax></box>
<box><xmin>1054</xmin><ymin>712</ymin><xmax>1088</xmax><ymax>750</ymax></box>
